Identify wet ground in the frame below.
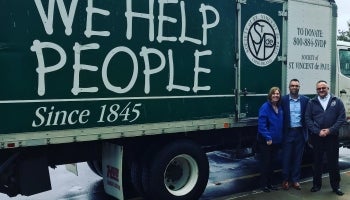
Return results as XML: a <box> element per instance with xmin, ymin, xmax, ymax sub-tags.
<box><xmin>1</xmin><ymin>148</ymin><xmax>350</xmax><ymax>200</ymax></box>
<box><xmin>204</xmin><ymin>148</ymin><xmax>350</xmax><ymax>200</ymax></box>
<box><xmin>215</xmin><ymin>170</ymin><xmax>350</xmax><ymax>200</ymax></box>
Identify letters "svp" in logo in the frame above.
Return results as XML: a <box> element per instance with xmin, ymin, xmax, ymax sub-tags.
<box><xmin>243</xmin><ymin>14</ymin><xmax>280</xmax><ymax>67</ymax></box>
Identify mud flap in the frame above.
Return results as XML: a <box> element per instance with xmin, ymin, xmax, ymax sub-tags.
<box><xmin>18</xmin><ymin>153</ymin><xmax>51</xmax><ymax>196</ymax></box>
<box><xmin>102</xmin><ymin>142</ymin><xmax>124</xmax><ymax>200</ymax></box>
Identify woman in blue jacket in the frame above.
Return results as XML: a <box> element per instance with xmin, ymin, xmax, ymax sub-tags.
<box><xmin>257</xmin><ymin>86</ymin><xmax>283</xmax><ymax>192</ymax></box>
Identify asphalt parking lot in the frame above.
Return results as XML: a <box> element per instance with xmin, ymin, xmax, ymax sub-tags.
<box><xmin>214</xmin><ymin>170</ymin><xmax>350</xmax><ymax>200</ymax></box>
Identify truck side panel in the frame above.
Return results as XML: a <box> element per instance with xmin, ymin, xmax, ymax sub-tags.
<box><xmin>0</xmin><ymin>0</ymin><xmax>236</xmax><ymax>134</ymax></box>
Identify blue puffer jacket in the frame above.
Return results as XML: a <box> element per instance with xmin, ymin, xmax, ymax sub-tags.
<box><xmin>258</xmin><ymin>101</ymin><xmax>283</xmax><ymax>144</ymax></box>
<box><xmin>305</xmin><ymin>94</ymin><xmax>346</xmax><ymax>135</ymax></box>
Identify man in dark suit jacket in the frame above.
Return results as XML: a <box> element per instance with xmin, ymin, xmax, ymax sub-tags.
<box><xmin>281</xmin><ymin>79</ymin><xmax>309</xmax><ymax>190</ymax></box>
<box><xmin>305</xmin><ymin>80</ymin><xmax>346</xmax><ymax>196</ymax></box>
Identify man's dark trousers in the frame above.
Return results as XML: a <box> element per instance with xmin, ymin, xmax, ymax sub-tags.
<box><xmin>311</xmin><ymin>135</ymin><xmax>341</xmax><ymax>190</ymax></box>
<box><xmin>282</xmin><ymin>127</ymin><xmax>305</xmax><ymax>183</ymax></box>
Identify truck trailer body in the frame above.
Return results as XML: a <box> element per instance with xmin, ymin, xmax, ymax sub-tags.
<box><xmin>0</xmin><ymin>0</ymin><xmax>350</xmax><ymax>199</ymax></box>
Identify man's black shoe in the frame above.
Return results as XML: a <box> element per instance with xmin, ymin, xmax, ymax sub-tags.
<box><xmin>310</xmin><ymin>186</ymin><xmax>321</xmax><ymax>192</ymax></box>
<box><xmin>333</xmin><ymin>189</ymin><xmax>344</xmax><ymax>196</ymax></box>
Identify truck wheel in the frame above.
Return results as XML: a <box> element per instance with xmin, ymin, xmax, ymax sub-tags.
<box><xmin>87</xmin><ymin>160</ymin><xmax>103</xmax><ymax>177</ymax></box>
<box><xmin>130</xmin><ymin>156</ymin><xmax>144</xmax><ymax>195</ymax></box>
<box><xmin>142</xmin><ymin>140</ymin><xmax>209</xmax><ymax>200</ymax></box>
<box><xmin>130</xmin><ymin>144</ymin><xmax>158</xmax><ymax>196</ymax></box>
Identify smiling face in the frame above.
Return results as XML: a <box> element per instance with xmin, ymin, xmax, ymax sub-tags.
<box><xmin>268</xmin><ymin>87</ymin><xmax>281</xmax><ymax>104</ymax></box>
<box><xmin>271</xmin><ymin>90</ymin><xmax>280</xmax><ymax>104</ymax></box>
<box><xmin>316</xmin><ymin>81</ymin><xmax>329</xmax><ymax>98</ymax></box>
<box><xmin>289</xmin><ymin>80</ymin><xmax>300</xmax><ymax>96</ymax></box>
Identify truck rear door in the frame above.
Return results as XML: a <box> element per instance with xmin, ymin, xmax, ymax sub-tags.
<box><xmin>238</xmin><ymin>0</ymin><xmax>284</xmax><ymax>118</ymax></box>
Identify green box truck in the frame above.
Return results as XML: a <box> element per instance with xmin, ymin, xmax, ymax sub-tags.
<box><xmin>0</xmin><ymin>0</ymin><xmax>350</xmax><ymax>199</ymax></box>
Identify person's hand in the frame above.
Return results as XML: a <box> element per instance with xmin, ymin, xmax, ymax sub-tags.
<box><xmin>266</xmin><ymin>140</ymin><xmax>272</xmax><ymax>145</ymax></box>
<box><xmin>319</xmin><ymin>129</ymin><xmax>330</xmax><ymax>137</ymax></box>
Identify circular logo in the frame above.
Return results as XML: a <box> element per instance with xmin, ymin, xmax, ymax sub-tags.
<box><xmin>243</xmin><ymin>14</ymin><xmax>280</xmax><ymax>67</ymax></box>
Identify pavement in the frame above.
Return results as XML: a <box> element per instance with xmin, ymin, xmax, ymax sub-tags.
<box><xmin>214</xmin><ymin>170</ymin><xmax>350</xmax><ymax>200</ymax></box>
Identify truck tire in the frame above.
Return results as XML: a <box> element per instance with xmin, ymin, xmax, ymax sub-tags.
<box><xmin>130</xmin><ymin>144</ymin><xmax>158</xmax><ymax>196</ymax></box>
<box><xmin>141</xmin><ymin>140</ymin><xmax>209</xmax><ymax>200</ymax></box>
<box><xmin>87</xmin><ymin>160</ymin><xmax>103</xmax><ymax>177</ymax></box>
<box><xmin>130</xmin><ymin>156</ymin><xmax>144</xmax><ymax>195</ymax></box>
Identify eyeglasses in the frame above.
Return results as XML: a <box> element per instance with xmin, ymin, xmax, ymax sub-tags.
<box><xmin>316</xmin><ymin>87</ymin><xmax>327</xmax><ymax>91</ymax></box>
<box><xmin>290</xmin><ymin>85</ymin><xmax>300</xmax><ymax>88</ymax></box>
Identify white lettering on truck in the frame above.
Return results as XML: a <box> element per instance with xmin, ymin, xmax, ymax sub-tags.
<box><xmin>32</xmin><ymin>106</ymin><xmax>90</xmax><ymax>127</ymax></box>
<box><xmin>30</xmin><ymin>0</ymin><xmax>220</xmax><ymax>128</ymax></box>
<box><xmin>31</xmin><ymin>0</ymin><xmax>219</xmax><ymax>96</ymax></box>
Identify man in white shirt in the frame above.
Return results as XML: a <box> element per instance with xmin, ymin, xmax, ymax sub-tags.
<box><xmin>305</xmin><ymin>80</ymin><xmax>346</xmax><ymax>196</ymax></box>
